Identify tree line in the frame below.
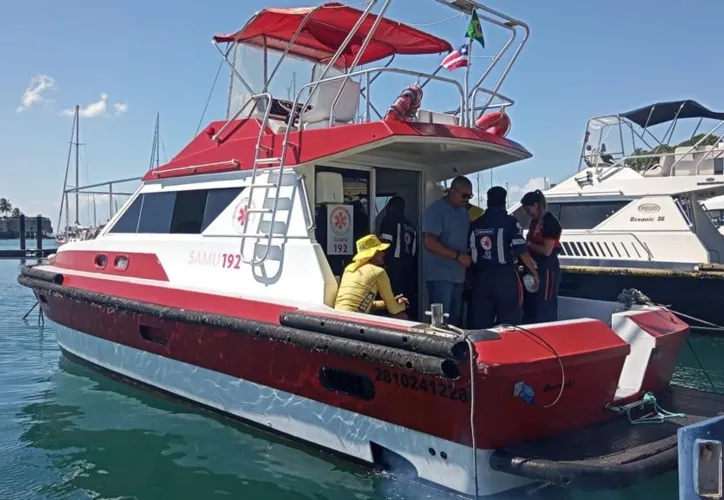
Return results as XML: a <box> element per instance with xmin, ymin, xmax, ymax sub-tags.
<box><xmin>0</xmin><ymin>198</ymin><xmax>22</xmax><ymax>218</ymax></box>
<box><xmin>628</xmin><ymin>134</ymin><xmax>720</xmax><ymax>170</ymax></box>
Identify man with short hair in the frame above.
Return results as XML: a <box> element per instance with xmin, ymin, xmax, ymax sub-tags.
<box><xmin>422</xmin><ymin>176</ymin><xmax>473</xmax><ymax>326</ymax></box>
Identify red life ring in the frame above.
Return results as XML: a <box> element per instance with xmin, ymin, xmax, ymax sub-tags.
<box><xmin>475</xmin><ymin>111</ymin><xmax>511</xmax><ymax>137</ymax></box>
<box><xmin>384</xmin><ymin>84</ymin><xmax>423</xmax><ymax>122</ymax></box>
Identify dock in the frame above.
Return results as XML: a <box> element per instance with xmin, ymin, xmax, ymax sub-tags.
<box><xmin>0</xmin><ymin>214</ymin><xmax>55</xmax><ymax>259</ymax></box>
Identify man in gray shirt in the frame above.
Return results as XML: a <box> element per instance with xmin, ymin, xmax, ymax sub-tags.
<box><xmin>422</xmin><ymin>176</ymin><xmax>473</xmax><ymax>326</ymax></box>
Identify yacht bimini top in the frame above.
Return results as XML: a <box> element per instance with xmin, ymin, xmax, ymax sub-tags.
<box><xmin>619</xmin><ymin>100</ymin><xmax>724</xmax><ymax>129</ymax></box>
<box><xmin>213</xmin><ymin>2</ymin><xmax>453</xmax><ymax>68</ymax></box>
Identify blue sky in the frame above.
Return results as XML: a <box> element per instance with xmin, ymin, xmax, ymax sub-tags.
<box><xmin>2</xmin><ymin>0</ymin><xmax>723</xmax><ymax>228</ymax></box>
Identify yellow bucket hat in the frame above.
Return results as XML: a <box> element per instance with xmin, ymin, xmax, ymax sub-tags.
<box><xmin>346</xmin><ymin>234</ymin><xmax>389</xmax><ymax>272</ymax></box>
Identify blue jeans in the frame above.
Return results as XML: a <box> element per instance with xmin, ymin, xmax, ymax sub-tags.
<box><xmin>426</xmin><ymin>281</ymin><xmax>464</xmax><ymax>326</ymax></box>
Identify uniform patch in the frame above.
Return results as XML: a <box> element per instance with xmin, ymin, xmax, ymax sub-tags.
<box><xmin>480</xmin><ymin>235</ymin><xmax>492</xmax><ymax>251</ymax></box>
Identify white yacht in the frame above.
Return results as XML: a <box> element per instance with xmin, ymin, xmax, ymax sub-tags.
<box><xmin>510</xmin><ymin>100</ymin><xmax>724</xmax><ymax>331</ymax></box>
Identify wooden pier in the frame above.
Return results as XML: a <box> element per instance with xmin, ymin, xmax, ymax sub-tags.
<box><xmin>0</xmin><ymin>214</ymin><xmax>55</xmax><ymax>259</ymax></box>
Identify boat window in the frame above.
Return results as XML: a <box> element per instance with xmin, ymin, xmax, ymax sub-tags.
<box><xmin>137</xmin><ymin>191</ymin><xmax>177</xmax><ymax>233</ymax></box>
<box><xmin>551</xmin><ymin>201</ymin><xmax>628</xmax><ymax>230</ymax></box>
<box><xmin>202</xmin><ymin>188</ymin><xmax>244</xmax><ymax>230</ymax></box>
<box><xmin>170</xmin><ymin>190</ymin><xmax>208</xmax><ymax>234</ymax></box>
<box><xmin>512</xmin><ymin>201</ymin><xmax>626</xmax><ymax>231</ymax></box>
<box><xmin>108</xmin><ymin>187</ymin><xmax>244</xmax><ymax>235</ymax></box>
<box><xmin>108</xmin><ymin>195</ymin><xmax>143</xmax><ymax>233</ymax></box>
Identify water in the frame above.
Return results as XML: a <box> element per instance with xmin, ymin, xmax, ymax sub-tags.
<box><xmin>0</xmin><ymin>239</ymin><xmax>57</xmax><ymax>251</ymax></box>
<box><xmin>0</xmin><ymin>258</ymin><xmax>722</xmax><ymax>500</ymax></box>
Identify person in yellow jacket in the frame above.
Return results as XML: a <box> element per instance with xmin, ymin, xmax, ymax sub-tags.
<box><xmin>334</xmin><ymin>234</ymin><xmax>409</xmax><ymax>319</ymax></box>
<box><xmin>467</xmin><ymin>201</ymin><xmax>485</xmax><ymax>222</ymax></box>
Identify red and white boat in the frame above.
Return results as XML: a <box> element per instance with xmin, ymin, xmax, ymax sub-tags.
<box><xmin>19</xmin><ymin>1</ymin><xmax>724</xmax><ymax>497</ymax></box>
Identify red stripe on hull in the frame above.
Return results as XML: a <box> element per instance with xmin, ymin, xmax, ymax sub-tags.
<box><xmin>55</xmin><ymin>250</ymin><xmax>169</xmax><ymax>282</ymax></box>
<box><xmin>33</xmin><ymin>276</ymin><xmax>648</xmax><ymax>449</ymax></box>
<box><xmin>41</xmin><ymin>292</ymin><xmax>477</xmax><ymax>446</ymax></box>
<box><xmin>60</xmin><ymin>273</ymin><xmax>294</xmax><ymax>324</ymax></box>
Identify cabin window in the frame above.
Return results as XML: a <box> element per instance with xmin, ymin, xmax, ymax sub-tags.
<box><xmin>202</xmin><ymin>188</ymin><xmax>244</xmax><ymax>230</ymax></box>
<box><xmin>170</xmin><ymin>190</ymin><xmax>207</xmax><ymax>233</ymax></box>
<box><xmin>555</xmin><ymin>201</ymin><xmax>628</xmax><ymax>230</ymax></box>
<box><xmin>109</xmin><ymin>187</ymin><xmax>244</xmax><ymax>235</ymax></box>
<box><xmin>512</xmin><ymin>201</ymin><xmax>628</xmax><ymax>231</ymax></box>
<box><xmin>109</xmin><ymin>195</ymin><xmax>143</xmax><ymax>233</ymax></box>
<box><xmin>137</xmin><ymin>191</ymin><xmax>176</xmax><ymax>233</ymax></box>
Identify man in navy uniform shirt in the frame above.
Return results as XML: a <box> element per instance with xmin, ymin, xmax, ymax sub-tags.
<box><xmin>380</xmin><ymin>196</ymin><xmax>418</xmax><ymax>319</ymax></box>
<box><xmin>468</xmin><ymin>186</ymin><xmax>539</xmax><ymax>329</ymax></box>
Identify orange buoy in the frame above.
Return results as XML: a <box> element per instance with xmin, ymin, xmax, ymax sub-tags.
<box><xmin>475</xmin><ymin>111</ymin><xmax>511</xmax><ymax>137</ymax></box>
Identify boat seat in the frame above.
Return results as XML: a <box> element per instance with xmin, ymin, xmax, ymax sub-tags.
<box><xmin>301</xmin><ymin>79</ymin><xmax>360</xmax><ymax>130</ymax></box>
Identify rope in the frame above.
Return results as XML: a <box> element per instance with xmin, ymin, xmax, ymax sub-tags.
<box><xmin>446</xmin><ymin>320</ymin><xmax>566</xmax><ymax>498</ymax></box>
<box><xmin>22</xmin><ymin>301</ymin><xmax>38</xmax><ymax>320</ymax></box>
<box><xmin>607</xmin><ymin>391</ymin><xmax>685</xmax><ymax>425</ymax></box>
<box><xmin>195</xmin><ymin>57</ymin><xmax>226</xmax><ymax>136</ymax></box>
<box><xmin>498</xmin><ymin>324</ymin><xmax>566</xmax><ymax>409</ymax></box>
<box><xmin>447</xmin><ymin>325</ymin><xmax>479</xmax><ymax>499</ymax></box>
<box><xmin>402</xmin><ymin>13</ymin><xmax>464</xmax><ymax>27</ymax></box>
<box><xmin>466</xmin><ymin>337</ymin><xmax>478</xmax><ymax>499</ymax></box>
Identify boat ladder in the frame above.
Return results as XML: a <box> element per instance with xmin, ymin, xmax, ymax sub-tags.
<box><xmin>236</xmin><ymin>93</ymin><xmax>294</xmax><ymax>265</ymax></box>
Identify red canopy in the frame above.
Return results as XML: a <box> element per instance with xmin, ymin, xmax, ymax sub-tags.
<box><xmin>213</xmin><ymin>3</ymin><xmax>453</xmax><ymax>68</ymax></box>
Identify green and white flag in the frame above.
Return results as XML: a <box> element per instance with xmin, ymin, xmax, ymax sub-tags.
<box><xmin>465</xmin><ymin>10</ymin><xmax>485</xmax><ymax>49</ymax></box>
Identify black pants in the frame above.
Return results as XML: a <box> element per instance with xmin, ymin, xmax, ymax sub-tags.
<box><xmin>470</xmin><ymin>266</ymin><xmax>523</xmax><ymax>329</ymax></box>
<box><xmin>523</xmin><ymin>258</ymin><xmax>561</xmax><ymax>324</ymax></box>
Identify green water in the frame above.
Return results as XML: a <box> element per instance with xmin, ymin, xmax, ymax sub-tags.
<box><xmin>1</xmin><ymin>258</ymin><xmax>722</xmax><ymax>500</ymax></box>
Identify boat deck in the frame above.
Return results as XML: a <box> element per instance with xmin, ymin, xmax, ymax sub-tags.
<box><xmin>490</xmin><ymin>386</ymin><xmax>724</xmax><ymax>489</ymax></box>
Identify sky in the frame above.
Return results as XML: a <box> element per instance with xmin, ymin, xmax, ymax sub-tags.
<box><xmin>2</xmin><ymin>0</ymin><xmax>724</xmax><ymax>230</ymax></box>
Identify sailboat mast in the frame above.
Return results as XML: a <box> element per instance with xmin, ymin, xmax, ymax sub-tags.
<box><xmin>155</xmin><ymin>113</ymin><xmax>160</xmax><ymax>169</ymax></box>
<box><xmin>74</xmin><ymin>104</ymin><xmax>80</xmax><ymax>225</ymax></box>
<box><xmin>149</xmin><ymin>112</ymin><xmax>160</xmax><ymax>170</ymax></box>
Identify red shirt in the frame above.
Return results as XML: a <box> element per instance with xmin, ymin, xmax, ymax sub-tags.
<box><xmin>527</xmin><ymin>212</ymin><xmax>562</xmax><ymax>257</ymax></box>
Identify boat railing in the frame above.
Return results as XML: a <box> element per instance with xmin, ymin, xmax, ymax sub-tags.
<box><xmin>214</xmin><ymin>0</ymin><xmax>528</xmax><ymax>136</ymax></box>
<box><xmin>582</xmin><ymin>112</ymin><xmax>724</xmax><ymax>177</ymax></box>
<box><xmin>58</xmin><ymin>176</ymin><xmax>142</xmax><ymax>238</ymax></box>
<box><xmin>589</xmin><ymin>120</ymin><xmax>724</xmax><ymax>179</ymax></box>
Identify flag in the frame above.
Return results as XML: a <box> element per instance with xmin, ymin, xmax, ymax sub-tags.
<box><xmin>440</xmin><ymin>44</ymin><xmax>469</xmax><ymax>71</ymax></box>
<box><xmin>466</xmin><ymin>10</ymin><xmax>485</xmax><ymax>48</ymax></box>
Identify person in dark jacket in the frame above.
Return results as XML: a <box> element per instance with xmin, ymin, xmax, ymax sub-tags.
<box><xmin>521</xmin><ymin>189</ymin><xmax>562</xmax><ymax>323</ymax></box>
<box><xmin>379</xmin><ymin>196</ymin><xmax>418</xmax><ymax>319</ymax></box>
<box><xmin>468</xmin><ymin>186</ymin><xmax>539</xmax><ymax>329</ymax></box>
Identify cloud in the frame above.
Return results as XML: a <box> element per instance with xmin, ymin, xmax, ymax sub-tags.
<box><xmin>59</xmin><ymin>94</ymin><xmax>128</xmax><ymax>118</ymax></box>
<box><xmin>59</xmin><ymin>93</ymin><xmax>108</xmax><ymax>118</ymax></box>
<box><xmin>113</xmin><ymin>101</ymin><xmax>128</xmax><ymax>115</ymax></box>
<box><xmin>16</xmin><ymin>74</ymin><xmax>56</xmax><ymax>112</ymax></box>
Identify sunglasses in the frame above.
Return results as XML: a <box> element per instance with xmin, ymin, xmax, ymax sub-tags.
<box><xmin>451</xmin><ymin>187</ymin><xmax>473</xmax><ymax>200</ymax></box>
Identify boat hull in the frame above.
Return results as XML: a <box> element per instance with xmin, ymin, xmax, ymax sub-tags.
<box><xmin>21</xmin><ymin>264</ymin><xmax>711</xmax><ymax>497</ymax></box>
<box><xmin>559</xmin><ymin>267</ymin><xmax>724</xmax><ymax>333</ymax></box>
<box><xmin>52</xmin><ymin>323</ymin><xmax>529</xmax><ymax>497</ymax></box>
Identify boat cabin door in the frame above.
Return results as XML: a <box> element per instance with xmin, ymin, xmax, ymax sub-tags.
<box><xmin>374</xmin><ymin>168</ymin><xmax>422</xmax><ymax>320</ymax></box>
<box><xmin>313</xmin><ymin>165</ymin><xmax>422</xmax><ymax>320</ymax></box>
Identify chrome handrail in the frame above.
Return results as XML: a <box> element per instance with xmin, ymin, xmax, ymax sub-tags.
<box><xmin>287</xmin><ymin>66</ymin><xmax>465</xmax><ymax>133</ymax></box>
